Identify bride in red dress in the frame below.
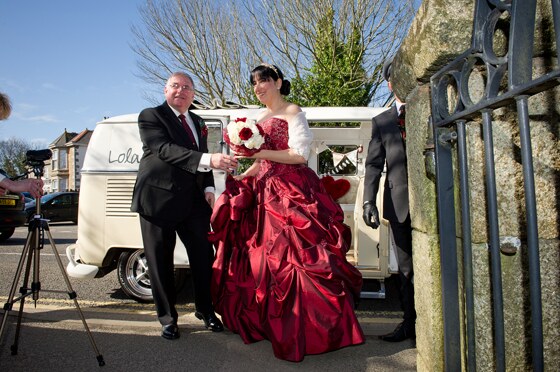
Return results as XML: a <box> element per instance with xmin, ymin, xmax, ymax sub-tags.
<box><xmin>209</xmin><ymin>64</ymin><xmax>364</xmax><ymax>362</ymax></box>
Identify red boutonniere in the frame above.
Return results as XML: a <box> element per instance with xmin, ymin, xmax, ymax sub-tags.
<box><xmin>200</xmin><ymin>121</ymin><xmax>208</xmax><ymax>137</ymax></box>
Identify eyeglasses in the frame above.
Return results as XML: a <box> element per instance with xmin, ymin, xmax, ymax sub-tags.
<box><xmin>168</xmin><ymin>83</ymin><xmax>194</xmax><ymax>92</ymax></box>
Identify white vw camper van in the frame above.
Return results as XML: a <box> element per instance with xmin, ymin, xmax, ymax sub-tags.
<box><xmin>66</xmin><ymin>106</ymin><xmax>397</xmax><ymax>301</ymax></box>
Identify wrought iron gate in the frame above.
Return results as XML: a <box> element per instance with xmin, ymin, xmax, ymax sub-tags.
<box><xmin>428</xmin><ymin>0</ymin><xmax>558</xmax><ymax>371</ymax></box>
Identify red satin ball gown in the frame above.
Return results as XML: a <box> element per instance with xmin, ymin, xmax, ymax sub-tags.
<box><xmin>209</xmin><ymin>117</ymin><xmax>364</xmax><ymax>362</ymax></box>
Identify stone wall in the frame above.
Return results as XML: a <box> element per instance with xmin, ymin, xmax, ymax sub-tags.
<box><xmin>393</xmin><ymin>0</ymin><xmax>559</xmax><ymax>371</ymax></box>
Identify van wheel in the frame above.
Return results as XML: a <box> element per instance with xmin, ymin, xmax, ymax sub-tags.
<box><xmin>117</xmin><ymin>250</ymin><xmax>188</xmax><ymax>303</ymax></box>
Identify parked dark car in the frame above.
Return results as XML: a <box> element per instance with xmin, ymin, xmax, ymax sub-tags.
<box><xmin>21</xmin><ymin>191</ymin><xmax>34</xmax><ymax>203</ymax></box>
<box><xmin>22</xmin><ymin>195</ymin><xmax>34</xmax><ymax>203</ymax></box>
<box><xmin>25</xmin><ymin>191</ymin><xmax>79</xmax><ymax>224</ymax></box>
<box><xmin>0</xmin><ymin>192</ymin><xmax>27</xmax><ymax>242</ymax></box>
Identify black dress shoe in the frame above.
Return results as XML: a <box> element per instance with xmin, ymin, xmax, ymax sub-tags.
<box><xmin>161</xmin><ymin>324</ymin><xmax>180</xmax><ymax>340</ymax></box>
<box><xmin>195</xmin><ymin>311</ymin><xmax>224</xmax><ymax>332</ymax></box>
<box><xmin>378</xmin><ymin>322</ymin><xmax>415</xmax><ymax>342</ymax></box>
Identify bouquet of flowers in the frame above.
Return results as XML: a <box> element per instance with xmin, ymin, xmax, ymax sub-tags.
<box><xmin>224</xmin><ymin>117</ymin><xmax>265</xmax><ymax>156</ymax></box>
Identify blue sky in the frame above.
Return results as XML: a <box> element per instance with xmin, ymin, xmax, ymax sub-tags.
<box><xmin>0</xmin><ymin>1</ymin><xmax>150</xmax><ymax>147</ymax></box>
<box><xmin>1</xmin><ymin>1</ymin><xmax>423</xmax><ymax>147</ymax></box>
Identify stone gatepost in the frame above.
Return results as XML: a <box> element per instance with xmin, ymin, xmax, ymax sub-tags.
<box><xmin>392</xmin><ymin>0</ymin><xmax>559</xmax><ymax>371</ymax></box>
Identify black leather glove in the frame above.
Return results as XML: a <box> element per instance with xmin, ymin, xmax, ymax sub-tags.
<box><xmin>362</xmin><ymin>201</ymin><xmax>380</xmax><ymax>229</ymax></box>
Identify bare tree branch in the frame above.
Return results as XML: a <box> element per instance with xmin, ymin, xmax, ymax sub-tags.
<box><xmin>131</xmin><ymin>0</ymin><xmax>416</xmax><ymax>106</ymax></box>
<box><xmin>0</xmin><ymin>138</ymin><xmax>35</xmax><ymax>176</ymax></box>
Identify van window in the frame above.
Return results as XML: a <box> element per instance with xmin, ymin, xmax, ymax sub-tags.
<box><xmin>318</xmin><ymin>145</ymin><xmax>359</xmax><ymax>175</ymax></box>
<box><xmin>203</xmin><ymin>119</ymin><xmax>224</xmax><ymax>154</ymax></box>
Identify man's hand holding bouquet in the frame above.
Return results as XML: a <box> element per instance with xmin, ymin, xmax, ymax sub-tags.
<box><xmin>224</xmin><ymin>117</ymin><xmax>265</xmax><ymax>157</ymax></box>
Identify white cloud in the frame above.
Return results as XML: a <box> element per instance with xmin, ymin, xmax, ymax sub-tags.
<box><xmin>18</xmin><ymin>114</ymin><xmax>60</xmax><ymax>123</ymax></box>
<box><xmin>41</xmin><ymin>82</ymin><xmax>63</xmax><ymax>91</ymax></box>
<box><xmin>15</xmin><ymin>103</ymin><xmax>39</xmax><ymax>111</ymax></box>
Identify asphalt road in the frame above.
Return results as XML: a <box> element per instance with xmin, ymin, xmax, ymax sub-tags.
<box><xmin>0</xmin><ymin>224</ymin><xmax>416</xmax><ymax>372</ymax></box>
<box><xmin>0</xmin><ymin>223</ymin><xmax>138</xmax><ymax>308</ymax></box>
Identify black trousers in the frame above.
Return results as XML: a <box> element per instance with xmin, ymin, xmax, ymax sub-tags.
<box><xmin>390</xmin><ymin>214</ymin><xmax>416</xmax><ymax>327</ymax></box>
<box><xmin>139</xmin><ymin>206</ymin><xmax>214</xmax><ymax>326</ymax></box>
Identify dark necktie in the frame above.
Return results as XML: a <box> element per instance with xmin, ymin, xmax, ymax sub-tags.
<box><xmin>178</xmin><ymin>114</ymin><xmax>198</xmax><ymax>149</ymax></box>
<box><xmin>398</xmin><ymin>105</ymin><xmax>406</xmax><ymax>141</ymax></box>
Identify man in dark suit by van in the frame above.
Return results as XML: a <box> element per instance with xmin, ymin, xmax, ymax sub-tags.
<box><xmin>362</xmin><ymin>58</ymin><xmax>415</xmax><ymax>342</ymax></box>
<box><xmin>131</xmin><ymin>72</ymin><xmax>238</xmax><ymax>340</ymax></box>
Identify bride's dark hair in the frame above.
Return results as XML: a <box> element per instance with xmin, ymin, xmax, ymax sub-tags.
<box><xmin>250</xmin><ymin>64</ymin><xmax>291</xmax><ymax>96</ymax></box>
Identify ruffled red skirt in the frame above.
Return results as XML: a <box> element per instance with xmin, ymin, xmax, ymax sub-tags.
<box><xmin>209</xmin><ymin>167</ymin><xmax>364</xmax><ymax>362</ymax></box>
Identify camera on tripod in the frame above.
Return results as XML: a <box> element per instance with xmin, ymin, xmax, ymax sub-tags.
<box><xmin>26</xmin><ymin>149</ymin><xmax>52</xmax><ymax>166</ymax></box>
<box><xmin>25</xmin><ymin>149</ymin><xmax>52</xmax><ymax>177</ymax></box>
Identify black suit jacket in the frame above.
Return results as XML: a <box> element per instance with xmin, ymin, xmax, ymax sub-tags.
<box><xmin>363</xmin><ymin>105</ymin><xmax>409</xmax><ymax>223</ymax></box>
<box><xmin>130</xmin><ymin>102</ymin><xmax>214</xmax><ymax>222</ymax></box>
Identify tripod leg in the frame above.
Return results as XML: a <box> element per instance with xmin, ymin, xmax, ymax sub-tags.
<box><xmin>0</xmin><ymin>226</ymin><xmax>36</xmax><ymax>348</ymax></box>
<box><xmin>43</xmin><ymin>224</ymin><xmax>105</xmax><ymax>366</ymax></box>
<box><xmin>11</xmin><ymin>233</ymin><xmax>36</xmax><ymax>355</ymax></box>
<box><xmin>31</xmin><ymin>219</ymin><xmax>43</xmax><ymax>304</ymax></box>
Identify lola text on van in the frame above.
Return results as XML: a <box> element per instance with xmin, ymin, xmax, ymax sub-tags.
<box><xmin>109</xmin><ymin>148</ymin><xmax>141</xmax><ymax>165</ymax></box>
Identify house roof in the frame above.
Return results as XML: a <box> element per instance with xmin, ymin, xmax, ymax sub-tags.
<box><xmin>50</xmin><ymin>129</ymin><xmax>79</xmax><ymax>147</ymax></box>
<box><xmin>67</xmin><ymin>128</ymin><xmax>93</xmax><ymax>146</ymax></box>
<box><xmin>49</xmin><ymin>128</ymin><xmax>93</xmax><ymax>148</ymax></box>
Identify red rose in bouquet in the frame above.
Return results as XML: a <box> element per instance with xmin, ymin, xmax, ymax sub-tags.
<box><xmin>224</xmin><ymin>117</ymin><xmax>265</xmax><ymax>156</ymax></box>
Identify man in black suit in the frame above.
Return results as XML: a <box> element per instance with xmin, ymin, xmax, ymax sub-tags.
<box><xmin>131</xmin><ymin>72</ymin><xmax>238</xmax><ymax>340</ymax></box>
<box><xmin>363</xmin><ymin>58</ymin><xmax>415</xmax><ymax>342</ymax></box>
